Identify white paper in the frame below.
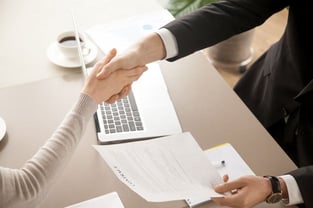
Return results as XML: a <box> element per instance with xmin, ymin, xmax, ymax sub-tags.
<box><xmin>85</xmin><ymin>9</ymin><xmax>174</xmax><ymax>54</ymax></box>
<box><xmin>206</xmin><ymin>143</ymin><xmax>255</xmax><ymax>179</ymax></box>
<box><xmin>65</xmin><ymin>192</ymin><xmax>124</xmax><ymax>208</ymax></box>
<box><xmin>185</xmin><ymin>143</ymin><xmax>255</xmax><ymax>207</ymax></box>
<box><xmin>93</xmin><ymin>132</ymin><xmax>223</xmax><ymax>203</ymax></box>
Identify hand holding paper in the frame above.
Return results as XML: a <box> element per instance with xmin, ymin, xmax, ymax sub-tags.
<box><xmin>93</xmin><ymin>132</ymin><xmax>223</xmax><ymax>203</ymax></box>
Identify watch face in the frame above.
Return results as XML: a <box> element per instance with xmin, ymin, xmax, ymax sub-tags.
<box><xmin>267</xmin><ymin>193</ymin><xmax>283</xmax><ymax>203</ymax></box>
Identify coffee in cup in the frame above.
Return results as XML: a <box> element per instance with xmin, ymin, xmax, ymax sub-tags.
<box><xmin>57</xmin><ymin>31</ymin><xmax>87</xmax><ymax>59</ymax></box>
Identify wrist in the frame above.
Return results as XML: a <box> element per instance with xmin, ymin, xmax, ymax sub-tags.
<box><xmin>278</xmin><ymin>177</ymin><xmax>289</xmax><ymax>199</ymax></box>
<box><xmin>263</xmin><ymin>176</ymin><xmax>283</xmax><ymax>204</ymax></box>
<box><xmin>82</xmin><ymin>83</ymin><xmax>107</xmax><ymax>104</ymax></box>
<box><xmin>139</xmin><ymin>33</ymin><xmax>166</xmax><ymax>64</ymax></box>
<box><xmin>264</xmin><ymin>176</ymin><xmax>273</xmax><ymax>197</ymax></box>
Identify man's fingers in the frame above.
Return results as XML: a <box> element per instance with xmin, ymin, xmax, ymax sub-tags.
<box><xmin>103</xmin><ymin>48</ymin><xmax>117</xmax><ymax>65</ymax></box>
<box><xmin>96</xmin><ymin>48</ymin><xmax>118</xmax><ymax>78</ymax></box>
<box><xmin>223</xmin><ymin>174</ymin><xmax>229</xmax><ymax>183</ymax></box>
<box><xmin>215</xmin><ymin>180</ymin><xmax>242</xmax><ymax>193</ymax></box>
<box><xmin>96</xmin><ymin>56</ymin><xmax>121</xmax><ymax>79</ymax></box>
<box><xmin>104</xmin><ymin>86</ymin><xmax>131</xmax><ymax>104</ymax></box>
<box><xmin>105</xmin><ymin>94</ymin><xmax>120</xmax><ymax>104</ymax></box>
<box><xmin>125</xmin><ymin>65</ymin><xmax>148</xmax><ymax>78</ymax></box>
<box><xmin>101</xmin><ymin>65</ymin><xmax>147</xmax><ymax>104</ymax></box>
<box><xmin>119</xmin><ymin>85</ymin><xmax>131</xmax><ymax>98</ymax></box>
<box><xmin>212</xmin><ymin>195</ymin><xmax>240</xmax><ymax>208</ymax></box>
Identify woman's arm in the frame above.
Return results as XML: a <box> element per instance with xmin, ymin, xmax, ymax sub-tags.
<box><xmin>0</xmin><ymin>49</ymin><xmax>147</xmax><ymax>208</ymax></box>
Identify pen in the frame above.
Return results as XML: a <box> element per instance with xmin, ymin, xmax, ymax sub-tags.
<box><xmin>211</xmin><ymin>160</ymin><xmax>226</xmax><ymax>168</ymax></box>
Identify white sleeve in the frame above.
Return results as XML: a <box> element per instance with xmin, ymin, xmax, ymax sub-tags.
<box><xmin>279</xmin><ymin>174</ymin><xmax>304</xmax><ymax>206</ymax></box>
<box><xmin>155</xmin><ymin>28</ymin><xmax>178</xmax><ymax>59</ymax></box>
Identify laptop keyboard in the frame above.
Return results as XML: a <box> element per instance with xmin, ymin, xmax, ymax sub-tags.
<box><xmin>99</xmin><ymin>91</ymin><xmax>144</xmax><ymax>134</ymax></box>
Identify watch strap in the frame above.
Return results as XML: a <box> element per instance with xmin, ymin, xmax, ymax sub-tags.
<box><xmin>264</xmin><ymin>175</ymin><xmax>282</xmax><ymax>193</ymax></box>
<box><xmin>264</xmin><ymin>175</ymin><xmax>283</xmax><ymax>203</ymax></box>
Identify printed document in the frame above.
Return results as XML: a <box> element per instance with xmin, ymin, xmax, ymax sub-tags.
<box><xmin>65</xmin><ymin>192</ymin><xmax>124</xmax><ymax>208</ymax></box>
<box><xmin>185</xmin><ymin>143</ymin><xmax>255</xmax><ymax>207</ymax></box>
<box><xmin>93</xmin><ymin>132</ymin><xmax>223</xmax><ymax>202</ymax></box>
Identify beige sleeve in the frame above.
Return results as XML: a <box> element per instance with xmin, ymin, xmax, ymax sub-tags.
<box><xmin>0</xmin><ymin>93</ymin><xmax>97</xmax><ymax>208</ymax></box>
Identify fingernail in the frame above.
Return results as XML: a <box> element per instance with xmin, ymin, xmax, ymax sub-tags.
<box><xmin>214</xmin><ymin>184</ymin><xmax>223</xmax><ymax>190</ymax></box>
<box><xmin>215</xmin><ymin>184</ymin><xmax>221</xmax><ymax>188</ymax></box>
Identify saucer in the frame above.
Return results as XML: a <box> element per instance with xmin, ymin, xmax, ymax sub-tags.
<box><xmin>47</xmin><ymin>41</ymin><xmax>98</xmax><ymax>68</ymax></box>
<box><xmin>0</xmin><ymin>117</ymin><xmax>6</xmax><ymax>142</ymax></box>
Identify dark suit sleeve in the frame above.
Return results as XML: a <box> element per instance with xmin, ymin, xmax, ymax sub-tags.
<box><xmin>288</xmin><ymin>166</ymin><xmax>313</xmax><ymax>207</ymax></box>
<box><xmin>163</xmin><ymin>0</ymin><xmax>288</xmax><ymax>61</ymax></box>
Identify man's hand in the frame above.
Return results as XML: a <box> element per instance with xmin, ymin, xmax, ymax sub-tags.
<box><xmin>96</xmin><ymin>47</ymin><xmax>145</xmax><ymax>80</ymax></box>
<box><xmin>211</xmin><ymin>175</ymin><xmax>272</xmax><ymax>208</ymax></box>
<box><xmin>94</xmin><ymin>33</ymin><xmax>166</xmax><ymax>102</ymax></box>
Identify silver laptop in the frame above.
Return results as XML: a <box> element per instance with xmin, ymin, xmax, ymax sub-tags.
<box><xmin>92</xmin><ymin>63</ymin><xmax>182</xmax><ymax>144</ymax></box>
<box><xmin>72</xmin><ymin>11</ymin><xmax>181</xmax><ymax>144</ymax></box>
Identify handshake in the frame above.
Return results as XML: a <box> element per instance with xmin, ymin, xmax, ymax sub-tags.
<box><xmin>82</xmin><ymin>48</ymin><xmax>147</xmax><ymax>105</ymax></box>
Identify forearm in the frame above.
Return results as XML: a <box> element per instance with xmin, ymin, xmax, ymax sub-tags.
<box><xmin>136</xmin><ymin>32</ymin><xmax>166</xmax><ymax>65</ymax></box>
<box><xmin>0</xmin><ymin>93</ymin><xmax>97</xmax><ymax>208</ymax></box>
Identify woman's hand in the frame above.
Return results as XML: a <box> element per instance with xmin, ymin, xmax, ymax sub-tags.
<box><xmin>93</xmin><ymin>33</ymin><xmax>166</xmax><ymax>102</ymax></box>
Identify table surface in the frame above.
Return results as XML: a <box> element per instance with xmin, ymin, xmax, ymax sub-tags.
<box><xmin>0</xmin><ymin>0</ymin><xmax>297</xmax><ymax>207</ymax></box>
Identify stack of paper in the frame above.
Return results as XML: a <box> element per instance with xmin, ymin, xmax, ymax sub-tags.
<box><xmin>185</xmin><ymin>143</ymin><xmax>255</xmax><ymax>207</ymax></box>
<box><xmin>205</xmin><ymin>143</ymin><xmax>255</xmax><ymax>180</ymax></box>
<box><xmin>93</xmin><ymin>132</ymin><xmax>255</xmax><ymax>207</ymax></box>
<box><xmin>65</xmin><ymin>192</ymin><xmax>124</xmax><ymax>208</ymax></box>
<box><xmin>93</xmin><ymin>132</ymin><xmax>224</xmax><ymax>203</ymax></box>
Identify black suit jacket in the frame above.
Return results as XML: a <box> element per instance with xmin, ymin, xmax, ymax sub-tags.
<box><xmin>163</xmin><ymin>0</ymin><xmax>313</xmax><ymax>206</ymax></box>
<box><xmin>289</xmin><ymin>166</ymin><xmax>313</xmax><ymax>208</ymax></box>
<box><xmin>164</xmin><ymin>0</ymin><xmax>312</xmax><ymax>128</ymax></box>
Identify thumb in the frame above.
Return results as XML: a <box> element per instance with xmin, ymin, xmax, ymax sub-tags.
<box><xmin>96</xmin><ymin>48</ymin><xmax>118</xmax><ymax>79</ymax></box>
<box><xmin>96</xmin><ymin>55</ymin><xmax>124</xmax><ymax>80</ymax></box>
<box><xmin>215</xmin><ymin>180</ymin><xmax>241</xmax><ymax>194</ymax></box>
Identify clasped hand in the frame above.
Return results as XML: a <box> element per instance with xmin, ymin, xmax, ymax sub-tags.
<box><xmin>82</xmin><ymin>48</ymin><xmax>147</xmax><ymax>104</ymax></box>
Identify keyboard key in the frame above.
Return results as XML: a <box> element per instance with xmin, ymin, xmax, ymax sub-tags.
<box><xmin>99</xmin><ymin>90</ymin><xmax>144</xmax><ymax>134</ymax></box>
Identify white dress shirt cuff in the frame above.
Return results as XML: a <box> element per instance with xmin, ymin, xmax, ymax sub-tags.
<box><xmin>279</xmin><ymin>174</ymin><xmax>304</xmax><ymax>206</ymax></box>
<box><xmin>155</xmin><ymin>28</ymin><xmax>178</xmax><ymax>59</ymax></box>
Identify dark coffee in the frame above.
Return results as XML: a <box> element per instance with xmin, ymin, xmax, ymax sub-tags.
<box><xmin>59</xmin><ymin>36</ymin><xmax>83</xmax><ymax>47</ymax></box>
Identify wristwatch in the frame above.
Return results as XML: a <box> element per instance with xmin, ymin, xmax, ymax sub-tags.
<box><xmin>264</xmin><ymin>176</ymin><xmax>283</xmax><ymax>203</ymax></box>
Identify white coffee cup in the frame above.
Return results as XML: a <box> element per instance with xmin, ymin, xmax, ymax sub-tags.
<box><xmin>57</xmin><ymin>31</ymin><xmax>87</xmax><ymax>59</ymax></box>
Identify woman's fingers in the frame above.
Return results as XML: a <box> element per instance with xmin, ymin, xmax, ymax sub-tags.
<box><xmin>96</xmin><ymin>54</ymin><xmax>121</xmax><ymax>79</ymax></box>
<box><xmin>104</xmin><ymin>65</ymin><xmax>143</xmax><ymax>104</ymax></box>
<box><xmin>95</xmin><ymin>48</ymin><xmax>119</xmax><ymax>78</ymax></box>
<box><xmin>91</xmin><ymin>48</ymin><xmax>117</xmax><ymax>76</ymax></box>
